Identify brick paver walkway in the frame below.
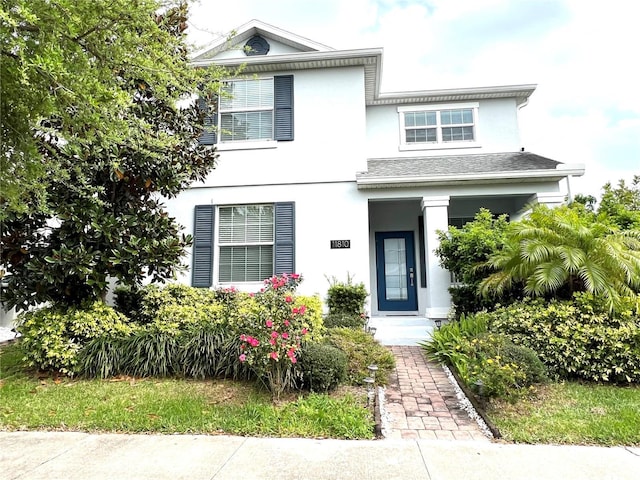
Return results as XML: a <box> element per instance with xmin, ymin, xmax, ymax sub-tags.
<box><xmin>383</xmin><ymin>346</ymin><xmax>490</xmax><ymax>441</ymax></box>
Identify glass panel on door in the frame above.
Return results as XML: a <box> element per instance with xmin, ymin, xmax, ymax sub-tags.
<box><xmin>383</xmin><ymin>238</ymin><xmax>408</xmax><ymax>300</ymax></box>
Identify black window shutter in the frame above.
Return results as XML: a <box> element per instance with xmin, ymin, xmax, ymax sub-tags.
<box><xmin>274</xmin><ymin>202</ymin><xmax>295</xmax><ymax>274</ymax></box>
<box><xmin>274</xmin><ymin>75</ymin><xmax>294</xmax><ymax>141</ymax></box>
<box><xmin>192</xmin><ymin>205</ymin><xmax>215</xmax><ymax>287</ymax></box>
<box><xmin>418</xmin><ymin>216</ymin><xmax>427</xmax><ymax>288</ymax></box>
<box><xmin>197</xmin><ymin>96</ymin><xmax>218</xmax><ymax>145</ymax></box>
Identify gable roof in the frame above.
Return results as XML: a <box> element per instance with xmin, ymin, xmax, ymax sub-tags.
<box><xmin>356</xmin><ymin>152</ymin><xmax>585</xmax><ymax>189</ymax></box>
<box><xmin>192</xmin><ymin>19</ymin><xmax>333</xmax><ymax>60</ymax></box>
<box><xmin>191</xmin><ymin>20</ymin><xmax>536</xmax><ymax>107</ymax></box>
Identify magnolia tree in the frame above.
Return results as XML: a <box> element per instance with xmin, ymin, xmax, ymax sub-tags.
<box><xmin>1</xmin><ymin>1</ymin><xmax>225</xmax><ymax>310</ymax></box>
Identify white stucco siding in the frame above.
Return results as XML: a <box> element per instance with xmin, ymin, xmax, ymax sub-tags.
<box><xmin>164</xmin><ymin>181</ymin><xmax>371</xmax><ymax>307</ymax></box>
<box><xmin>200</xmin><ymin>66</ymin><xmax>367</xmax><ymax>187</ymax></box>
<box><xmin>365</xmin><ymin>98</ymin><xmax>522</xmax><ymax>158</ymax></box>
<box><xmin>212</xmin><ymin>38</ymin><xmax>304</xmax><ymax>60</ymax></box>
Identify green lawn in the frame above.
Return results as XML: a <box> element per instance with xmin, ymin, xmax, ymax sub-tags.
<box><xmin>0</xmin><ymin>344</ymin><xmax>374</xmax><ymax>439</ymax></box>
<box><xmin>486</xmin><ymin>382</ymin><xmax>640</xmax><ymax>446</ymax></box>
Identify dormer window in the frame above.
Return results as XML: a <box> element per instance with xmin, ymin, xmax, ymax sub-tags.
<box><xmin>398</xmin><ymin>103</ymin><xmax>479</xmax><ymax>151</ymax></box>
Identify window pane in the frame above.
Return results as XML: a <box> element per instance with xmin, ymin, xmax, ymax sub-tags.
<box><xmin>221</xmin><ymin>112</ymin><xmax>273</xmax><ymax>142</ymax></box>
<box><xmin>219</xmin><ymin>246</ymin><xmax>273</xmax><ymax>282</ymax></box>
<box><xmin>441</xmin><ymin>109</ymin><xmax>473</xmax><ymax>125</ymax></box>
<box><xmin>442</xmin><ymin>126</ymin><xmax>474</xmax><ymax>142</ymax></box>
<box><xmin>221</xmin><ymin>78</ymin><xmax>274</xmax><ymax>110</ymax></box>
<box><xmin>406</xmin><ymin>128</ymin><xmax>436</xmax><ymax>143</ymax></box>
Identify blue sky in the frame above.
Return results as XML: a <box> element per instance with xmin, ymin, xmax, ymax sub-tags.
<box><xmin>188</xmin><ymin>0</ymin><xmax>639</xmax><ymax>197</ymax></box>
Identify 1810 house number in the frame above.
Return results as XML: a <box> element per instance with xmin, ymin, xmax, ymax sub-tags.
<box><xmin>330</xmin><ymin>240</ymin><xmax>351</xmax><ymax>249</ymax></box>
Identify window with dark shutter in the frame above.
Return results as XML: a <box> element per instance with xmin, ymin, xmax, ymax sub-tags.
<box><xmin>274</xmin><ymin>75</ymin><xmax>294</xmax><ymax>141</ymax></box>
<box><xmin>192</xmin><ymin>205</ymin><xmax>215</xmax><ymax>287</ymax></box>
<box><xmin>197</xmin><ymin>96</ymin><xmax>218</xmax><ymax>145</ymax></box>
<box><xmin>274</xmin><ymin>202</ymin><xmax>295</xmax><ymax>274</ymax></box>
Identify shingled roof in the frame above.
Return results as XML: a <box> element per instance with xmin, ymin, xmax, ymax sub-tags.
<box><xmin>355</xmin><ymin>151</ymin><xmax>582</xmax><ymax>189</ymax></box>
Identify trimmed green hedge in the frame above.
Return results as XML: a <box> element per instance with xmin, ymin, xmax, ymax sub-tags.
<box><xmin>488</xmin><ymin>294</ymin><xmax>640</xmax><ymax>383</ymax></box>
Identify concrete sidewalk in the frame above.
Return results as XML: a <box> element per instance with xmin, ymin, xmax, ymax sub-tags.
<box><xmin>2</xmin><ymin>431</ymin><xmax>639</xmax><ymax>480</ymax></box>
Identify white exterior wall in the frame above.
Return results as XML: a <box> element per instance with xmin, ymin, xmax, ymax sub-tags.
<box><xmin>202</xmin><ymin>66</ymin><xmax>367</xmax><ymax>187</ymax></box>
<box><xmin>165</xmin><ymin>182</ymin><xmax>370</xmax><ymax>308</ymax></box>
<box><xmin>213</xmin><ymin>38</ymin><xmax>306</xmax><ymax>60</ymax></box>
<box><xmin>365</xmin><ymin>98</ymin><xmax>521</xmax><ymax>158</ymax></box>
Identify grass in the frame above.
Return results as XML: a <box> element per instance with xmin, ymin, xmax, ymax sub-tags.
<box><xmin>486</xmin><ymin>382</ymin><xmax>640</xmax><ymax>446</ymax></box>
<box><xmin>0</xmin><ymin>343</ymin><xmax>374</xmax><ymax>439</ymax></box>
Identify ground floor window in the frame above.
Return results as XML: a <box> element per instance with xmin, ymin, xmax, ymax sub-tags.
<box><xmin>218</xmin><ymin>205</ymin><xmax>274</xmax><ymax>282</ymax></box>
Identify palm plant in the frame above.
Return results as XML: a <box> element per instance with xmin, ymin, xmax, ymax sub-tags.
<box><xmin>479</xmin><ymin>205</ymin><xmax>640</xmax><ymax>312</ymax></box>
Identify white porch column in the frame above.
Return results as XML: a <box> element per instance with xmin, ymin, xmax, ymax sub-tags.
<box><xmin>421</xmin><ymin>195</ymin><xmax>451</xmax><ymax>320</ymax></box>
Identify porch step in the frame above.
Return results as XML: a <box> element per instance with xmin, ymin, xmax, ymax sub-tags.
<box><xmin>368</xmin><ymin>316</ymin><xmax>436</xmax><ymax>346</ymax></box>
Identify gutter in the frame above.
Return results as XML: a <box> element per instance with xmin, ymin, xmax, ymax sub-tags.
<box><xmin>356</xmin><ymin>165</ymin><xmax>586</xmax><ymax>189</ymax></box>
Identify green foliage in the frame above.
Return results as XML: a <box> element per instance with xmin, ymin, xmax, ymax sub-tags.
<box><xmin>435</xmin><ymin>209</ymin><xmax>520</xmax><ymax>316</ymax></box>
<box><xmin>597</xmin><ymin>176</ymin><xmax>640</xmax><ymax>230</ymax></box>
<box><xmin>16</xmin><ymin>302</ymin><xmax>135</xmax><ymax>375</ymax></box>
<box><xmin>299</xmin><ymin>343</ymin><xmax>348</xmax><ymax>392</ymax></box>
<box><xmin>0</xmin><ymin>1</ymin><xmax>225</xmax><ymax>219</ymax></box>
<box><xmin>488</xmin><ymin>294</ymin><xmax>640</xmax><ymax>383</ymax></box>
<box><xmin>326</xmin><ymin>275</ymin><xmax>368</xmax><ymax>316</ymax></box>
<box><xmin>326</xmin><ymin>328</ymin><xmax>395</xmax><ymax>385</ymax></box>
<box><xmin>1</xmin><ymin>1</ymin><xmax>226</xmax><ymax>310</ymax></box>
<box><xmin>322</xmin><ymin>312</ymin><xmax>367</xmax><ymax>329</ymax></box>
<box><xmin>422</xmin><ymin>316</ymin><xmax>547</xmax><ymax>399</ymax></box>
<box><xmin>480</xmin><ymin>204</ymin><xmax>640</xmax><ymax>313</ymax></box>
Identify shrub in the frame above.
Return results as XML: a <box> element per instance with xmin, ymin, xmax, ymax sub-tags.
<box><xmin>136</xmin><ymin>283</ymin><xmax>224</xmax><ymax>327</ymax></box>
<box><xmin>326</xmin><ymin>327</ymin><xmax>395</xmax><ymax>385</ymax></box>
<box><xmin>422</xmin><ymin>316</ymin><xmax>547</xmax><ymax>399</ymax></box>
<box><xmin>326</xmin><ymin>276</ymin><xmax>368</xmax><ymax>317</ymax></box>
<box><xmin>179</xmin><ymin>324</ymin><xmax>251</xmax><ymax>380</ymax></box>
<box><xmin>488</xmin><ymin>294</ymin><xmax>640</xmax><ymax>382</ymax></box>
<box><xmin>237</xmin><ymin>273</ymin><xmax>314</xmax><ymax>399</ymax></box>
<box><xmin>16</xmin><ymin>302</ymin><xmax>135</xmax><ymax>375</ymax></box>
<box><xmin>299</xmin><ymin>343</ymin><xmax>348</xmax><ymax>392</ymax></box>
<box><xmin>323</xmin><ymin>312</ymin><xmax>366</xmax><ymax>329</ymax></box>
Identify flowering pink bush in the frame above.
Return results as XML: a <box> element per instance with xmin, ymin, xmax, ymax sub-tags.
<box><xmin>237</xmin><ymin>273</ymin><xmax>312</xmax><ymax>399</ymax></box>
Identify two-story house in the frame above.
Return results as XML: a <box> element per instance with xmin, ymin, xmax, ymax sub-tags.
<box><xmin>165</xmin><ymin>19</ymin><xmax>584</xmax><ymax>323</ymax></box>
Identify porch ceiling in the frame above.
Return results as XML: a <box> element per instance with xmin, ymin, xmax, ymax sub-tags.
<box><xmin>356</xmin><ymin>152</ymin><xmax>585</xmax><ymax>189</ymax></box>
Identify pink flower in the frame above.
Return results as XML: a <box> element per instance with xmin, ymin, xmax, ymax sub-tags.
<box><xmin>301</xmin><ymin>328</ymin><xmax>308</xmax><ymax>335</ymax></box>
<box><xmin>240</xmin><ymin>334</ymin><xmax>246</xmax><ymax>341</ymax></box>
<box><xmin>290</xmin><ymin>356</ymin><xmax>297</xmax><ymax>364</ymax></box>
<box><xmin>291</xmin><ymin>273</ymin><xmax>300</xmax><ymax>279</ymax></box>
<box><xmin>271</xmin><ymin>331</ymin><xmax>279</xmax><ymax>339</ymax></box>
<box><xmin>239</xmin><ymin>354</ymin><xmax>247</xmax><ymax>362</ymax></box>
<box><xmin>284</xmin><ymin>320</ymin><xmax>290</xmax><ymax>327</ymax></box>
<box><xmin>282</xmin><ymin>332</ymin><xmax>289</xmax><ymax>340</ymax></box>
<box><xmin>285</xmin><ymin>295</ymin><xmax>293</xmax><ymax>303</ymax></box>
<box><xmin>298</xmin><ymin>305</ymin><xmax>306</xmax><ymax>315</ymax></box>
<box><xmin>266</xmin><ymin>319</ymin><xmax>273</xmax><ymax>328</ymax></box>
<box><xmin>249</xmin><ymin>292</ymin><xmax>255</xmax><ymax>297</ymax></box>
<box><xmin>269</xmin><ymin>339</ymin><xmax>276</xmax><ymax>346</ymax></box>
<box><xmin>270</xmin><ymin>351</ymin><xmax>279</xmax><ymax>360</ymax></box>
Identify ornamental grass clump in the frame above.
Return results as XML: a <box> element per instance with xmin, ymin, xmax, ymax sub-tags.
<box><xmin>237</xmin><ymin>273</ymin><xmax>313</xmax><ymax>400</ymax></box>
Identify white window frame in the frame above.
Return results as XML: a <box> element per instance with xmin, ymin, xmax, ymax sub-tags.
<box><xmin>218</xmin><ymin>77</ymin><xmax>277</xmax><ymax>150</ymax></box>
<box><xmin>215</xmin><ymin>204</ymin><xmax>275</xmax><ymax>285</ymax></box>
<box><xmin>398</xmin><ymin>102</ymin><xmax>480</xmax><ymax>152</ymax></box>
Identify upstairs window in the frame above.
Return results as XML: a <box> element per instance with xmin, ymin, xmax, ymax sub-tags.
<box><xmin>398</xmin><ymin>103</ymin><xmax>478</xmax><ymax>150</ymax></box>
<box><xmin>198</xmin><ymin>76</ymin><xmax>294</xmax><ymax>146</ymax></box>
<box><xmin>220</xmin><ymin>78</ymin><xmax>274</xmax><ymax>142</ymax></box>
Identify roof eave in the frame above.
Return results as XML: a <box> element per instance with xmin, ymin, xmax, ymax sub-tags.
<box><xmin>369</xmin><ymin>84</ymin><xmax>537</xmax><ymax>106</ymax></box>
<box><xmin>356</xmin><ymin>166</ymin><xmax>585</xmax><ymax>189</ymax></box>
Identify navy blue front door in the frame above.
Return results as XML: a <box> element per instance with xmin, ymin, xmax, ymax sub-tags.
<box><xmin>375</xmin><ymin>231</ymin><xmax>418</xmax><ymax>311</ymax></box>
